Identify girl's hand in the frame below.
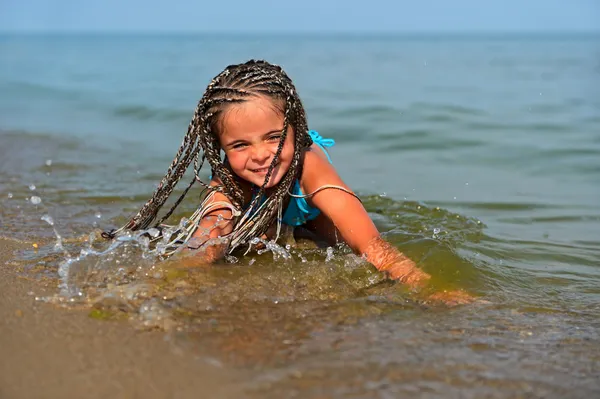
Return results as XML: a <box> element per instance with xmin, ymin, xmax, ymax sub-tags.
<box><xmin>171</xmin><ymin>236</ymin><xmax>229</xmax><ymax>268</ymax></box>
<box><xmin>382</xmin><ymin>258</ymin><xmax>431</xmax><ymax>288</ymax></box>
<box><xmin>426</xmin><ymin>289</ymin><xmax>475</xmax><ymax>306</ymax></box>
<box><xmin>162</xmin><ymin>251</ymin><xmax>211</xmax><ymax>269</ymax></box>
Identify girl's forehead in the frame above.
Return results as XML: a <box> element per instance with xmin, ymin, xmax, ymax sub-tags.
<box><xmin>220</xmin><ymin>97</ymin><xmax>284</xmax><ymax>137</ymax></box>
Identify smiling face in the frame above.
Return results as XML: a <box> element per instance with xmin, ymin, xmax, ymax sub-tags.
<box><xmin>218</xmin><ymin>95</ymin><xmax>295</xmax><ymax>189</ymax></box>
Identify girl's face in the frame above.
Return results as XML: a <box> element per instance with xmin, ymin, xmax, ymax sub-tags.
<box><xmin>218</xmin><ymin>95</ymin><xmax>295</xmax><ymax>189</ymax></box>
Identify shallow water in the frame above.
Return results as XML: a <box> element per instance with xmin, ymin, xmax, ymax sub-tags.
<box><xmin>1</xmin><ymin>33</ymin><xmax>599</xmax><ymax>397</ymax></box>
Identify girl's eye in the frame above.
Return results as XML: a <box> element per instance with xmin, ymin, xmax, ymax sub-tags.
<box><xmin>268</xmin><ymin>135</ymin><xmax>282</xmax><ymax>142</ymax></box>
<box><xmin>232</xmin><ymin>143</ymin><xmax>247</xmax><ymax>149</ymax></box>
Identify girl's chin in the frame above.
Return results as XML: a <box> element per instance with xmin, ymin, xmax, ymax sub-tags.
<box><xmin>252</xmin><ymin>173</ymin><xmax>283</xmax><ymax>189</ymax></box>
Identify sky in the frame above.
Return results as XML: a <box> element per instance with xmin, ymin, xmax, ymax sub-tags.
<box><xmin>0</xmin><ymin>0</ymin><xmax>598</xmax><ymax>33</ymax></box>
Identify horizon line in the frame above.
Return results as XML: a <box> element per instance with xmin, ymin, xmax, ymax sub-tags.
<box><xmin>0</xmin><ymin>29</ymin><xmax>598</xmax><ymax>36</ymax></box>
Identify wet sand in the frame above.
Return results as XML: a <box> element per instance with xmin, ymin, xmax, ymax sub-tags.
<box><xmin>0</xmin><ymin>238</ymin><xmax>244</xmax><ymax>399</ymax></box>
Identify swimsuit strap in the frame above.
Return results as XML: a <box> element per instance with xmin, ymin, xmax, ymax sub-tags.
<box><xmin>309</xmin><ymin>130</ymin><xmax>335</xmax><ymax>148</ymax></box>
<box><xmin>288</xmin><ymin>184</ymin><xmax>362</xmax><ymax>203</ymax></box>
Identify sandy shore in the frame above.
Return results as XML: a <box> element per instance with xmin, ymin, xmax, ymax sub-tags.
<box><xmin>0</xmin><ymin>238</ymin><xmax>244</xmax><ymax>399</ymax></box>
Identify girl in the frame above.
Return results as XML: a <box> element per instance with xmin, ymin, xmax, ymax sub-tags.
<box><xmin>106</xmin><ymin>60</ymin><xmax>440</xmax><ymax>290</ymax></box>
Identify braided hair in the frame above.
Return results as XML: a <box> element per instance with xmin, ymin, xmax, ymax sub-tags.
<box><xmin>105</xmin><ymin>60</ymin><xmax>313</xmax><ymax>254</ymax></box>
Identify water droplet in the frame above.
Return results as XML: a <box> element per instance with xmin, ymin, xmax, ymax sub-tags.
<box><xmin>147</xmin><ymin>227</ymin><xmax>160</xmax><ymax>238</ymax></box>
<box><xmin>29</xmin><ymin>184</ymin><xmax>36</xmax><ymax>191</ymax></box>
<box><xmin>7</xmin><ymin>192</ymin><xmax>13</xmax><ymax>199</ymax></box>
<box><xmin>453</xmin><ymin>196</ymin><xmax>457</xmax><ymax>200</ymax></box>
<box><xmin>45</xmin><ymin>159</ymin><xmax>52</xmax><ymax>166</ymax></box>
<box><xmin>178</xmin><ymin>217</ymin><xmax>190</xmax><ymax>230</ymax></box>
<box><xmin>225</xmin><ymin>255</ymin><xmax>239</xmax><ymax>264</ymax></box>
<box><xmin>30</xmin><ymin>196</ymin><xmax>42</xmax><ymax>205</ymax></box>
<box><xmin>95</xmin><ymin>212</ymin><xmax>102</xmax><ymax>219</ymax></box>
<box><xmin>325</xmin><ymin>247</ymin><xmax>335</xmax><ymax>262</ymax></box>
<box><xmin>138</xmin><ymin>236</ymin><xmax>150</xmax><ymax>249</ymax></box>
<box><xmin>465</xmin><ymin>182</ymin><xmax>469</xmax><ymax>186</ymax></box>
<box><xmin>433</xmin><ymin>228</ymin><xmax>441</xmax><ymax>235</ymax></box>
<box><xmin>41</xmin><ymin>214</ymin><xmax>54</xmax><ymax>226</ymax></box>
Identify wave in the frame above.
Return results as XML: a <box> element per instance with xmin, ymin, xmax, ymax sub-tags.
<box><xmin>407</xmin><ymin>102</ymin><xmax>488</xmax><ymax>117</ymax></box>
<box><xmin>1</xmin><ymin>81</ymin><xmax>84</xmax><ymax>101</ymax></box>
<box><xmin>111</xmin><ymin>104</ymin><xmax>190</xmax><ymax>122</ymax></box>
<box><xmin>1</xmin><ymin>81</ymin><xmax>191</xmax><ymax>123</ymax></box>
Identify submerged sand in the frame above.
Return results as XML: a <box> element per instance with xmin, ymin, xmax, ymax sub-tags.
<box><xmin>0</xmin><ymin>238</ymin><xmax>243</xmax><ymax>399</ymax></box>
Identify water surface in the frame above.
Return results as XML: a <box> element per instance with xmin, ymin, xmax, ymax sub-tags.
<box><xmin>1</xmin><ymin>33</ymin><xmax>599</xmax><ymax>397</ymax></box>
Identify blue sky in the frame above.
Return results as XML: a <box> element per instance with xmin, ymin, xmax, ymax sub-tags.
<box><xmin>0</xmin><ymin>0</ymin><xmax>598</xmax><ymax>33</ymax></box>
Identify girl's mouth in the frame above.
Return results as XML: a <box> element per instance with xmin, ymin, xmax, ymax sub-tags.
<box><xmin>251</xmin><ymin>165</ymin><xmax>277</xmax><ymax>174</ymax></box>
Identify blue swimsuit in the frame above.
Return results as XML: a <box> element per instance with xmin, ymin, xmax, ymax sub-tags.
<box><xmin>281</xmin><ymin>130</ymin><xmax>334</xmax><ymax>226</ymax></box>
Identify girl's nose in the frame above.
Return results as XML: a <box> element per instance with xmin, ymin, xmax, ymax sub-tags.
<box><xmin>251</xmin><ymin>145</ymin><xmax>270</xmax><ymax>162</ymax></box>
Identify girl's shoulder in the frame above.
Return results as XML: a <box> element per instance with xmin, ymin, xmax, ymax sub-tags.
<box><xmin>299</xmin><ymin>143</ymin><xmax>340</xmax><ymax>193</ymax></box>
<box><xmin>306</xmin><ymin>142</ymin><xmax>332</xmax><ymax>163</ymax></box>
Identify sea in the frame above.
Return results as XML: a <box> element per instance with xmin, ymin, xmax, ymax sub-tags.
<box><xmin>1</xmin><ymin>33</ymin><xmax>599</xmax><ymax>397</ymax></box>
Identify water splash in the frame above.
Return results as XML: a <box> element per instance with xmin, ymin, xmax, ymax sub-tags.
<box><xmin>155</xmin><ymin>227</ymin><xmax>175</xmax><ymax>255</ymax></box>
<box><xmin>30</xmin><ymin>196</ymin><xmax>42</xmax><ymax>205</ymax></box>
<box><xmin>39</xmin><ymin>213</ymin><xmax>76</xmax><ymax>296</ymax></box>
<box><xmin>325</xmin><ymin>247</ymin><xmax>335</xmax><ymax>262</ymax></box>
<box><xmin>251</xmin><ymin>237</ymin><xmax>292</xmax><ymax>261</ymax></box>
<box><xmin>40</xmin><ymin>229</ymin><xmax>160</xmax><ymax>301</ymax></box>
<box><xmin>147</xmin><ymin>228</ymin><xmax>160</xmax><ymax>238</ymax></box>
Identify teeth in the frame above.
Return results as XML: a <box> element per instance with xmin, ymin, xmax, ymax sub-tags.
<box><xmin>252</xmin><ymin>164</ymin><xmax>277</xmax><ymax>172</ymax></box>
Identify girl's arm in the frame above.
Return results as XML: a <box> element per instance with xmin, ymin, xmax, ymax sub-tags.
<box><xmin>300</xmin><ymin>150</ymin><xmax>430</xmax><ymax>287</ymax></box>
<box><xmin>176</xmin><ymin>179</ymin><xmax>236</xmax><ymax>266</ymax></box>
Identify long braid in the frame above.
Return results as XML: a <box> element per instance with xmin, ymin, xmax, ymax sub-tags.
<box><xmin>222</xmin><ymin>62</ymin><xmax>311</xmax><ymax>249</ymax></box>
<box><xmin>106</xmin><ymin>60</ymin><xmax>312</xmax><ymax>254</ymax></box>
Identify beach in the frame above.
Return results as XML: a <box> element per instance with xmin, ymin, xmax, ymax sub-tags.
<box><xmin>0</xmin><ymin>237</ymin><xmax>243</xmax><ymax>399</ymax></box>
